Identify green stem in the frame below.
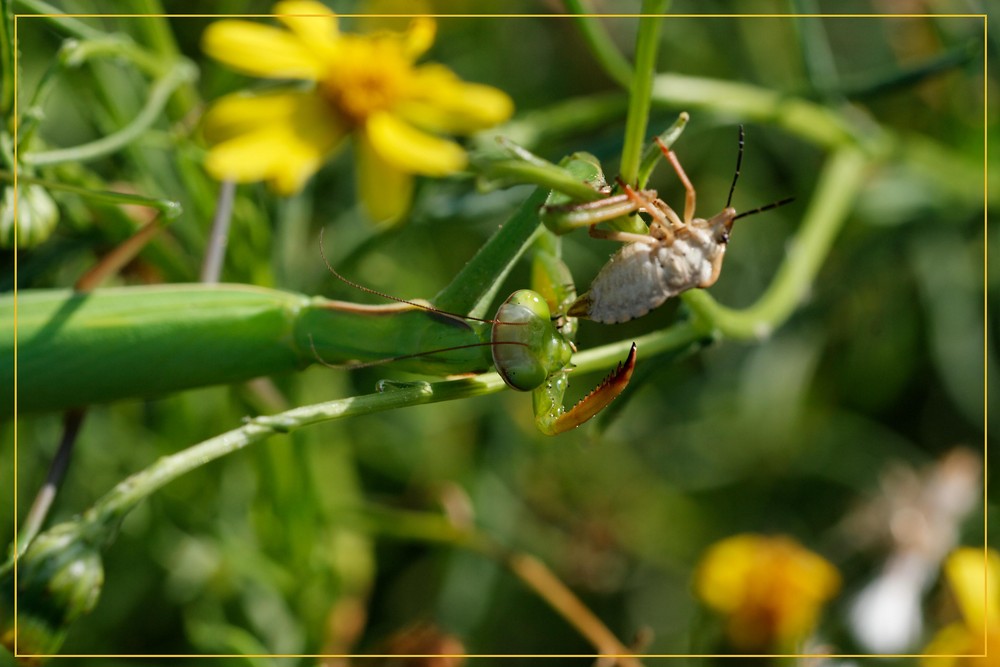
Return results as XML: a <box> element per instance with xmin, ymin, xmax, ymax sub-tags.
<box><xmin>80</xmin><ymin>374</ymin><xmax>506</xmax><ymax>530</ymax></box>
<box><xmin>73</xmin><ymin>313</ymin><xmax>704</xmax><ymax>533</ymax></box>
<box><xmin>682</xmin><ymin>147</ymin><xmax>870</xmax><ymax>339</ymax></box>
<box><xmin>480</xmin><ymin>158</ymin><xmax>608</xmax><ymax>202</ymax></box>
<box><xmin>16</xmin><ymin>410</ymin><xmax>85</xmax><ymax>555</ymax></box>
<box><xmin>650</xmin><ymin>72</ymin><xmax>992</xmax><ymax>204</ymax></box>
<box><xmin>574</xmin><ymin>318</ymin><xmax>706</xmax><ymax>380</ymax></box>
<box><xmin>619</xmin><ymin>0</ymin><xmax>667</xmax><ymax>186</ymax></box>
<box><xmin>564</xmin><ymin>0</ymin><xmax>632</xmax><ymax>88</ymax></box>
<box><xmin>13</xmin><ymin>0</ymin><xmax>105</xmax><ymax>41</ymax></box>
<box><xmin>0</xmin><ymin>170</ymin><xmax>181</xmax><ymax>218</ymax></box>
<box><xmin>128</xmin><ymin>0</ymin><xmax>201</xmax><ymax>116</ymax></box>
<box><xmin>20</xmin><ymin>58</ymin><xmax>196</xmax><ymax>167</ymax></box>
<box><xmin>651</xmin><ymin>72</ymin><xmax>883</xmax><ymax>155</ymax></box>
<box><xmin>1</xmin><ymin>0</ymin><xmax>15</xmax><ymax>115</ymax></box>
<box><xmin>352</xmin><ymin>504</ymin><xmax>644</xmax><ymax>666</ymax></box>
<box><xmin>18</xmin><ymin>37</ymin><xmax>166</xmax><ymax>150</ymax></box>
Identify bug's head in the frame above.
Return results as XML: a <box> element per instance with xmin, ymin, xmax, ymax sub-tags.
<box><xmin>709</xmin><ymin>207</ymin><xmax>738</xmax><ymax>244</ymax></box>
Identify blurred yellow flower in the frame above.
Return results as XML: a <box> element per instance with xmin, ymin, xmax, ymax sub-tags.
<box><xmin>923</xmin><ymin>548</ymin><xmax>1000</xmax><ymax>667</ymax></box>
<box><xmin>695</xmin><ymin>533</ymin><xmax>841</xmax><ymax>652</ymax></box>
<box><xmin>200</xmin><ymin>1</ymin><xmax>513</xmax><ymax>223</ymax></box>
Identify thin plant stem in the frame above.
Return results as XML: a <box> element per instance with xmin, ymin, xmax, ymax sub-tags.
<box><xmin>502</xmin><ymin>550</ymin><xmax>644</xmax><ymax>667</ymax></box>
<box><xmin>74</xmin><ymin>215</ymin><xmax>164</xmax><ymax>290</ymax></box>
<box><xmin>619</xmin><ymin>0</ymin><xmax>667</xmax><ymax>187</ymax></box>
<box><xmin>200</xmin><ymin>180</ymin><xmax>236</xmax><ymax>284</ymax></box>
<box><xmin>0</xmin><ymin>170</ymin><xmax>181</xmax><ymax>218</ymax></box>
<box><xmin>17</xmin><ymin>37</ymin><xmax>168</xmax><ymax>151</ymax></box>
<box><xmin>13</xmin><ymin>0</ymin><xmax>105</xmax><ymax>41</ymax></box>
<box><xmin>128</xmin><ymin>0</ymin><xmax>202</xmax><ymax>116</ymax></box>
<box><xmin>650</xmin><ymin>72</ymin><xmax>884</xmax><ymax>155</ymax></box>
<box><xmin>564</xmin><ymin>0</ymin><xmax>632</xmax><ymax>88</ymax></box>
<box><xmin>16</xmin><ymin>409</ymin><xmax>85</xmax><ymax>555</ymax></box>
<box><xmin>341</xmin><ymin>503</ymin><xmax>644</xmax><ymax>665</ymax></box>
<box><xmin>20</xmin><ymin>59</ymin><xmax>196</xmax><ymax>167</ymax></box>
<box><xmin>79</xmin><ymin>375</ymin><xmax>500</xmax><ymax>531</ymax></box>
<box><xmin>1</xmin><ymin>0</ymin><xmax>14</xmax><ymax>115</ymax></box>
<box><xmin>833</xmin><ymin>40</ymin><xmax>978</xmax><ymax>100</ymax></box>
<box><xmin>650</xmin><ymin>72</ymin><xmax>991</xmax><ymax>204</ymax></box>
<box><xmin>479</xmin><ymin>157</ymin><xmax>609</xmax><ymax>203</ymax></box>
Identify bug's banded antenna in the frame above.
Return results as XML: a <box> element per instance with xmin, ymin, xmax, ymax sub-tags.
<box><xmin>725</xmin><ymin>124</ymin><xmax>745</xmax><ymax>209</ymax></box>
<box><xmin>733</xmin><ymin>196</ymin><xmax>796</xmax><ymax>222</ymax></box>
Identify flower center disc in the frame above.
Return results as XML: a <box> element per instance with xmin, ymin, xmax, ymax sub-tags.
<box><xmin>322</xmin><ymin>40</ymin><xmax>407</xmax><ymax>124</ymax></box>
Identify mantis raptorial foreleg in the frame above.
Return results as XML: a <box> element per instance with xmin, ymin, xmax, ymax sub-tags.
<box><xmin>495</xmin><ymin>238</ymin><xmax>636</xmax><ymax>434</ymax></box>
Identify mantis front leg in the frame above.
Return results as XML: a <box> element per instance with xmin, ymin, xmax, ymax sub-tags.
<box><xmin>531</xmin><ymin>343</ymin><xmax>637</xmax><ymax>436</ymax></box>
<box><xmin>494</xmin><ymin>235</ymin><xmax>635</xmax><ymax>435</ymax></box>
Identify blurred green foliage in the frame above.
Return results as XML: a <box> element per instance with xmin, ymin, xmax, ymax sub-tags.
<box><xmin>2</xmin><ymin>0</ymin><xmax>995</xmax><ymax>664</ymax></box>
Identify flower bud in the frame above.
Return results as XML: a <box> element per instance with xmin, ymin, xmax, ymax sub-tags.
<box><xmin>1</xmin><ymin>522</ymin><xmax>104</xmax><ymax>658</ymax></box>
<box><xmin>0</xmin><ymin>184</ymin><xmax>59</xmax><ymax>249</ymax></box>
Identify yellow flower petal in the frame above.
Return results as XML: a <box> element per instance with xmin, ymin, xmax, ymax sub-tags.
<box><xmin>356</xmin><ymin>134</ymin><xmax>414</xmax><ymax>225</ymax></box>
<box><xmin>696</xmin><ymin>534</ymin><xmax>757</xmax><ymax>613</ymax></box>
<box><xmin>695</xmin><ymin>534</ymin><xmax>840</xmax><ymax>652</ymax></box>
<box><xmin>273</xmin><ymin>0</ymin><xmax>340</xmax><ymax>59</ymax></box>
<box><xmin>946</xmin><ymin>548</ymin><xmax>1000</xmax><ymax>631</ymax></box>
<box><xmin>205</xmin><ymin>127</ymin><xmax>294</xmax><ymax>184</ymax></box>
<box><xmin>365</xmin><ymin>111</ymin><xmax>467</xmax><ymax>176</ymax></box>
<box><xmin>402</xmin><ymin>17</ymin><xmax>436</xmax><ymax>60</ymax></box>
<box><xmin>922</xmin><ymin>622</ymin><xmax>977</xmax><ymax>665</ymax></box>
<box><xmin>202</xmin><ymin>20</ymin><xmax>324</xmax><ymax>79</ymax></box>
<box><xmin>203</xmin><ymin>92</ymin><xmax>347</xmax><ymax>195</ymax></box>
<box><xmin>202</xmin><ymin>91</ymin><xmax>310</xmax><ymax>143</ymax></box>
<box><xmin>399</xmin><ymin>64</ymin><xmax>514</xmax><ymax>134</ymax></box>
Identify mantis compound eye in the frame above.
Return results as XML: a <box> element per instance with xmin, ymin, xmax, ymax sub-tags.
<box><xmin>491</xmin><ymin>290</ymin><xmax>571</xmax><ymax>392</ymax></box>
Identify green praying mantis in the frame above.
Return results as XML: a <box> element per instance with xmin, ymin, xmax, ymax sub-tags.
<box><xmin>4</xmin><ymin>114</ymin><xmax>787</xmax><ymax>435</ymax></box>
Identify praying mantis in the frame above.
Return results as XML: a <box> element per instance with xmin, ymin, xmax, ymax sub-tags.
<box><xmin>5</xmin><ymin>114</ymin><xmax>781</xmax><ymax>435</ymax></box>
<box><xmin>4</xmin><ymin>191</ymin><xmax>634</xmax><ymax>436</ymax></box>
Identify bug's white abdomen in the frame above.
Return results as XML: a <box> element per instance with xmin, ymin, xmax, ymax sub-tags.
<box><xmin>580</xmin><ymin>229</ymin><xmax>724</xmax><ymax>324</ymax></box>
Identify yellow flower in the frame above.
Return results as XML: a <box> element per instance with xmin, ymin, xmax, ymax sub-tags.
<box><xmin>923</xmin><ymin>548</ymin><xmax>1000</xmax><ymax>667</ymax></box>
<box><xmin>695</xmin><ymin>533</ymin><xmax>841</xmax><ymax>652</ymax></box>
<box><xmin>200</xmin><ymin>1</ymin><xmax>513</xmax><ymax>223</ymax></box>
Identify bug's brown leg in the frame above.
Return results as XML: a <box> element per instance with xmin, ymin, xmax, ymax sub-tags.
<box><xmin>656</xmin><ymin>137</ymin><xmax>697</xmax><ymax>225</ymax></box>
<box><xmin>619</xmin><ymin>182</ymin><xmax>680</xmax><ymax>240</ymax></box>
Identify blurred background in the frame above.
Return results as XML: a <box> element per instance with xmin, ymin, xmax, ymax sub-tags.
<box><xmin>2</xmin><ymin>0</ymin><xmax>994</xmax><ymax>663</ymax></box>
